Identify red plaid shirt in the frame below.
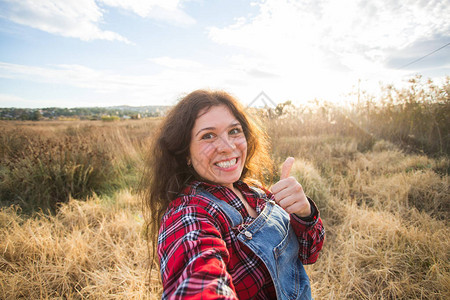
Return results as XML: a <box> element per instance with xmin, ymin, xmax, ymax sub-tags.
<box><xmin>158</xmin><ymin>180</ymin><xmax>325</xmax><ymax>299</ymax></box>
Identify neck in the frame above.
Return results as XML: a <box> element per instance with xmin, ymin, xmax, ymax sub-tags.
<box><xmin>224</xmin><ymin>183</ymin><xmax>236</xmax><ymax>192</ymax></box>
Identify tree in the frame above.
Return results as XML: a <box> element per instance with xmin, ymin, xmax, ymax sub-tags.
<box><xmin>31</xmin><ymin>110</ymin><xmax>42</xmax><ymax>121</ymax></box>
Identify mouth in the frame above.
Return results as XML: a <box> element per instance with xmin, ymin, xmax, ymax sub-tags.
<box><xmin>214</xmin><ymin>157</ymin><xmax>238</xmax><ymax>169</ymax></box>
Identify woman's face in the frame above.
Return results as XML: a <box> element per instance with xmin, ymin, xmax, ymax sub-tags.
<box><xmin>189</xmin><ymin>105</ymin><xmax>248</xmax><ymax>188</ymax></box>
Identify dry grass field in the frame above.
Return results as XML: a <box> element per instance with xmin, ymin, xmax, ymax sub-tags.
<box><xmin>1</xmin><ymin>78</ymin><xmax>449</xmax><ymax>299</ymax></box>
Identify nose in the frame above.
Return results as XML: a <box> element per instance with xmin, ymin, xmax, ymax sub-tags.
<box><xmin>215</xmin><ymin>134</ymin><xmax>236</xmax><ymax>152</ymax></box>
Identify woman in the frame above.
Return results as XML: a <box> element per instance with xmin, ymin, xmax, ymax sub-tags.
<box><xmin>141</xmin><ymin>90</ymin><xmax>325</xmax><ymax>299</ymax></box>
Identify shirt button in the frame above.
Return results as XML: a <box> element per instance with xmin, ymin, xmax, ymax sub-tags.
<box><xmin>244</xmin><ymin>231</ymin><xmax>252</xmax><ymax>240</ymax></box>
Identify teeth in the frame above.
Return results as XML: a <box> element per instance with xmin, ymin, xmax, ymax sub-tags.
<box><xmin>216</xmin><ymin>158</ymin><xmax>237</xmax><ymax>168</ymax></box>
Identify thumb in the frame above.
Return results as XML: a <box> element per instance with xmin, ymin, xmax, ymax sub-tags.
<box><xmin>280</xmin><ymin>157</ymin><xmax>295</xmax><ymax>180</ymax></box>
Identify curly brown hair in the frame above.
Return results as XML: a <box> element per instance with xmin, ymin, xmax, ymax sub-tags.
<box><xmin>139</xmin><ymin>89</ymin><xmax>273</xmax><ymax>281</ymax></box>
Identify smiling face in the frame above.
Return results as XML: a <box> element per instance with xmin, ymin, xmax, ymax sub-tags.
<box><xmin>189</xmin><ymin>105</ymin><xmax>248</xmax><ymax>188</ymax></box>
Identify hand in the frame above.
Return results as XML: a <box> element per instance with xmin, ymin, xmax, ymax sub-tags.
<box><xmin>270</xmin><ymin>157</ymin><xmax>311</xmax><ymax>218</ymax></box>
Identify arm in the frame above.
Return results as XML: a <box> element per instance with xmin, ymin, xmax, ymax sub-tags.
<box><xmin>158</xmin><ymin>202</ymin><xmax>238</xmax><ymax>299</ymax></box>
<box><xmin>269</xmin><ymin>157</ymin><xmax>325</xmax><ymax>264</ymax></box>
<box><xmin>290</xmin><ymin>198</ymin><xmax>325</xmax><ymax>264</ymax></box>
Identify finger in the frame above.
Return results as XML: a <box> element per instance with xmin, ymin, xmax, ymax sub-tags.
<box><xmin>277</xmin><ymin>193</ymin><xmax>296</xmax><ymax>209</ymax></box>
<box><xmin>278</xmin><ymin>193</ymin><xmax>310</xmax><ymax>215</ymax></box>
<box><xmin>275</xmin><ymin>183</ymin><xmax>304</xmax><ymax>205</ymax></box>
<box><xmin>285</xmin><ymin>201</ymin><xmax>311</xmax><ymax>217</ymax></box>
<box><xmin>280</xmin><ymin>157</ymin><xmax>295</xmax><ymax>180</ymax></box>
<box><xmin>272</xmin><ymin>180</ymin><xmax>296</xmax><ymax>202</ymax></box>
<box><xmin>270</xmin><ymin>175</ymin><xmax>294</xmax><ymax>194</ymax></box>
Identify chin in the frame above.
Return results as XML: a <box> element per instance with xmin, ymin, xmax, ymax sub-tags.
<box><xmin>215</xmin><ymin>175</ymin><xmax>242</xmax><ymax>186</ymax></box>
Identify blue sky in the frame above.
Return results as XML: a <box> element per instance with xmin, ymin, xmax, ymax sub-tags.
<box><xmin>0</xmin><ymin>0</ymin><xmax>449</xmax><ymax>108</ymax></box>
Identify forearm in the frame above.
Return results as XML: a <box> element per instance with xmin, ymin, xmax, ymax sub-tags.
<box><xmin>158</xmin><ymin>208</ymin><xmax>238</xmax><ymax>299</ymax></box>
<box><xmin>290</xmin><ymin>198</ymin><xmax>325</xmax><ymax>264</ymax></box>
<box><xmin>161</xmin><ymin>249</ymin><xmax>237</xmax><ymax>299</ymax></box>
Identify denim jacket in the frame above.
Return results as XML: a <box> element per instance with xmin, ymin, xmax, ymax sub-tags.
<box><xmin>197</xmin><ymin>188</ymin><xmax>313</xmax><ymax>300</ymax></box>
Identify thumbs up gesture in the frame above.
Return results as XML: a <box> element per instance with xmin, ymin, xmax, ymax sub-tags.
<box><xmin>270</xmin><ymin>157</ymin><xmax>311</xmax><ymax>218</ymax></box>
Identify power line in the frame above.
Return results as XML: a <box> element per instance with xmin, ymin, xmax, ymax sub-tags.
<box><xmin>398</xmin><ymin>41</ymin><xmax>450</xmax><ymax>69</ymax></box>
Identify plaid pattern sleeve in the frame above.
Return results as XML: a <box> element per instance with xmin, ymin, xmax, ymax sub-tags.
<box><xmin>158</xmin><ymin>193</ymin><xmax>238</xmax><ymax>299</ymax></box>
<box><xmin>289</xmin><ymin>198</ymin><xmax>325</xmax><ymax>264</ymax></box>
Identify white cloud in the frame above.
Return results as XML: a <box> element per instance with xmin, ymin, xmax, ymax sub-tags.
<box><xmin>203</xmin><ymin>0</ymin><xmax>450</xmax><ymax>104</ymax></box>
<box><xmin>0</xmin><ymin>61</ymin><xmax>248</xmax><ymax>106</ymax></box>
<box><xmin>0</xmin><ymin>93</ymin><xmax>30</xmax><ymax>107</ymax></box>
<box><xmin>209</xmin><ymin>0</ymin><xmax>450</xmax><ymax>77</ymax></box>
<box><xmin>0</xmin><ymin>0</ymin><xmax>130</xmax><ymax>42</ymax></box>
<box><xmin>0</xmin><ymin>58</ymin><xmax>287</xmax><ymax>107</ymax></box>
<box><xmin>0</xmin><ymin>0</ymin><xmax>195</xmax><ymax>42</ymax></box>
<box><xmin>0</xmin><ymin>61</ymin><xmax>151</xmax><ymax>92</ymax></box>
<box><xmin>149</xmin><ymin>57</ymin><xmax>203</xmax><ymax>69</ymax></box>
<box><xmin>0</xmin><ymin>93</ymin><xmax>69</xmax><ymax>108</ymax></box>
<box><xmin>99</xmin><ymin>0</ymin><xmax>196</xmax><ymax>25</ymax></box>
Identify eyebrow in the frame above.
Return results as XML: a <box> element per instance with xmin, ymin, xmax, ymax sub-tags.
<box><xmin>195</xmin><ymin>121</ymin><xmax>242</xmax><ymax>137</ymax></box>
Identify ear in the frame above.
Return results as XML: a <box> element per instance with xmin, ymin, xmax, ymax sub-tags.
<box><xmin>187</xmin><ymin>157</ymin><xmax>191</xmax><ymax>166</ymax></box>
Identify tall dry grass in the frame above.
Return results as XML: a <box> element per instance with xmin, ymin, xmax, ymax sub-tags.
<box><xmin>0</xmin><ymin>78</ymin><xmax>449</xmax><ymax>299</ymax></box>
<box><xmin>0</xmin><ymin>119</ymin><xmax>158</xmax><ymax>212</ymax></box>
<box><xmin>350</xmin><ymin>76</ymin><xmax>449</xmax><ymax>156</ymax></box>
<box><xmin>0</xmin><ymin>190</ymin><xmax>159</xmax><ymax>299</ymax></box>
<box><xmin>291</xmin><ymin>151</ymin><xmax>449</xmax><ymax>299</ymax></box>
<box><xmin>260</xmin><ymin>78</ymin><xmax>449</xmax><ymax>298</ymax></box>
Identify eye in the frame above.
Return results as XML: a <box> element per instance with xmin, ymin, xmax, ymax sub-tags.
<box><xmin>229</xmin><ymin>127</ymin><xmax>242</xmax><ymax>135</ymax></box>
<box><xmin>201</xmin><ymin>132</ymin><xmax>215</xmax><ymax>140</ymax></box>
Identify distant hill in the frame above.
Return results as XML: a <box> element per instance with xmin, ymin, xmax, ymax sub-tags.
<box><xmin>104</xmin><ymin>105</ymin><xmax>168</xmax><ymax>113</ymax></box>
<box><xmin>0</xmin><ymin>105</ymin><xmax>170</xmax><ymax>120</ymax></box>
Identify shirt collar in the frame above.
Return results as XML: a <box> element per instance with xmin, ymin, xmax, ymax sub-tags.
<box><xmin>182</xmin><ymin>180</ymin><xmax>256</xmax><ymax>197</ymax></box>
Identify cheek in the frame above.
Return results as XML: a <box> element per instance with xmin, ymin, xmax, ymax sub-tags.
<box><xmin>191</xmin><ymin>142</ymin><xmax>216</xmax><ymax>162</ymax></box>
<box><xmin>237</xmin><ymin>137</ymin><xmax>248</xmax><ymax>153</ymax></box>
